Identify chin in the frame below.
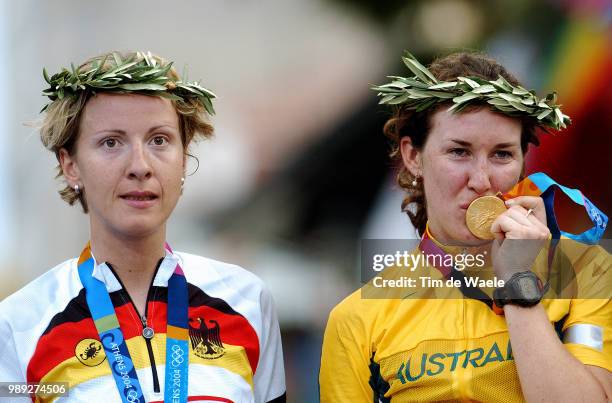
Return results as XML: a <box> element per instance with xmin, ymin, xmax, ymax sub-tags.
<box><xmin>114</xmin><ymin>218</ymin><xmax>164</xmax><ymax>239</ymax></box>
<box><xmin>446</xmin><ymin>225</ymin><xmax>484</xmax><ymax>246</ymax></box>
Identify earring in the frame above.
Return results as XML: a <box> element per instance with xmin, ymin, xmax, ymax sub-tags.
<box><xmin>411</xmin><ymin>175</ymin><xmax>419</xmax><ymax>187</ymax></box>
<box><xmin>74</xmin><ymin>184</ymin><xmax>80</xmax><ymax>195</ymax></box>
<box><xmin>180</xmin><ymin>177</ymin><xmax>185</xmax><ymax>194</ymax></box>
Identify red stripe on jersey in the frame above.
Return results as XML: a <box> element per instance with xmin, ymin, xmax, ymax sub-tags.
<box><xmin>28</xmin><ymin>300</ymin><xmax>260</xmax><ymax>382</ymax></box>
<box><xmin>26</xmin><ymin>317</ymin><xmax>97</xmax><ymax>382</ymax></box>
<box><xmin>147</xmin><ymin>301</ymin><xmax>260</xmax><ymax>373</ymax></box>
<box><xmin>187</xmin><ymin>305</ymin><xmax>260</xmax><ymax>373</ymax></box>
<box><xmin>27</xmin><ymin>302</ymin><xmax>140</xmax><ymax>382</ymax></box>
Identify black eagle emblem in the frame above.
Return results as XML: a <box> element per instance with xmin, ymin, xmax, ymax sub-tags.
<box><xmin>188</xmin><ymin>316</ymin><xmax>225</xmax><ymax>359</ymax></box>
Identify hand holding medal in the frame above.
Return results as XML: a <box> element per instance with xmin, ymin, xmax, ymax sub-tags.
<box><xmin>465</xmin><ymin>193</ymin><xmax>549</xmax><ymax>281</ymax></box>
<box><xmin>491</xmin><ymin>196</ymin><xmax>550</xmax><ymax>282</ymax></box>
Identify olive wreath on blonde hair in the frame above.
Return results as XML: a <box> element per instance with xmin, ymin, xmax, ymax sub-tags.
<box><xmin>40</xmin><ymin>51</ymin><xmax>216</xmax><ymax>213</ymax></box>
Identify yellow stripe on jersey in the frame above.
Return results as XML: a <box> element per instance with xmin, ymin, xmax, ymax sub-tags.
<box><xmin>40</xmin><ymin>334</ymin><xmax>254</xmax><ymax>391</ymax></box>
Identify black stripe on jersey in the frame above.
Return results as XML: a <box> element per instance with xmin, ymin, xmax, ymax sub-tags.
<box><xmin>40</xmin><ymin>288</ymin><xmax>134</xmax><ymax>336</ymax></box>
<box><xmin>40</xmin><ymin>282</ymin><xmax>243</xmax><ymax>337</ymax></box>
<box><xmin>139</xmin><ymin>284</ymin><xmax>244</xmax><ymax>316</ymax></box>
<box><xmin>40</xmin><ymin>287</ymin><xmax>90</xmax><ymax>336</ymax></box>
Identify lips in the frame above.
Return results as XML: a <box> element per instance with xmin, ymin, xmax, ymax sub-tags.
<box><xmin>120</xmin><ymin>191</ymin><xmax>158</xmax><ymax>200</ymax></box>
<box><xmin>119</xmin><ymin>191</ymin><xmax>158</xmax><ymax>208</ymax></box>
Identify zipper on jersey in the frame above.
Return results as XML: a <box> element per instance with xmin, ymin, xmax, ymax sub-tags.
<box><xmin>141</xmin><ymin>314</ymin><xmax>160</xmax><ymax>393</ymax></box>
<box><xmin>107</xmin><ymin>260</ymin><xmax>163</xmax><ymax>394</ymax></box>
<box><xmin>142</xmin><ymin>271</ymin><xmax>161</xmax><ymax>394</ymax></box>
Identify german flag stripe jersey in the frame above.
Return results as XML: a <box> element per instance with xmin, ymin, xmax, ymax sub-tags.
<box><xmin>0</xmin><ymin>250</ymin><xmax>286</xmax><ymax>403</ymax></box>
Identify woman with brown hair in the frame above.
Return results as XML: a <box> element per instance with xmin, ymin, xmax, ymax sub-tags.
<box><xmin>0</xmin><ymin>51</ymin><xmax>286</xmax><ymax>403</ymax></box>
<box><xmin>320</xmin><ymin>52</ymin><xmax>611</xmax><ymax>402</ymax></box>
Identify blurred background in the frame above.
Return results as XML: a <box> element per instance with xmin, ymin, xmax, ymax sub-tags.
<box><xmin>0</xmin><ymin>0</ymin><xmax>610</xmax><ymax>401</ymax></box>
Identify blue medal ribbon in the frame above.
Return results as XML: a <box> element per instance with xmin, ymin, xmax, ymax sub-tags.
<box><xmin>77</xmin><ymin>243</ymin><xmax>190</xmax><ymax>403</ymax></box>
<box><xmin>505</xmin><ymin>172</ymin><xmax>608</xmax><ymax>244</ymax></box>
<box><xmin>530</xmin><ymin>172</ymin><xmax>607</xmax><ymax>243</ymax></box>
<box><xmin>163</xmin><ymin>244</ymin><xmax>189</xmax><ymax>403</ymax></box>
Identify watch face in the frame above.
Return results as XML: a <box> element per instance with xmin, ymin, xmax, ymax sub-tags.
<box><xmin>510</xmin><ymin>274</ymin><xmax>543</xmax><ymax>305</ymax></box>
<box><xmin>520</xmin><ymin>279</ymin><xmax>539</xmax><ymax>297</ymax></box>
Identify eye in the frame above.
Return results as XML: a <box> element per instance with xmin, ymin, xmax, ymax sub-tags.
<box><xmin>494</xmin><ymin>150</ymin><xmax>513</xmax><ymax>159</ymax></box>
<box><xmin>151</xmin><ymin>135</ymin><xmax>168</xmax><ymax>146</ymax></box>
<box><xmin>103</xmin><ymin>138</ymin><xmax>118</xmax><ymax>148</ymax></box>
<box><xmin>449</xmin><ymin>148</ymin><xmax>469</xmax><ymax>157</ymax></box>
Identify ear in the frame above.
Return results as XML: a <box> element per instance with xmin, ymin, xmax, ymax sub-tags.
<box><xmin>399</xmin><ymin>137</ymin><xmax>422</xmax><ymax>176</ymax></box>
<box><xmin>59</xmin><ymin>148</ymin><xmax>81</xmax><ymax>186</ymax></box>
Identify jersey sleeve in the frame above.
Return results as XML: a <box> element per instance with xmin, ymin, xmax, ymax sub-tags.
<box><xmin>0</xmin><ymin>313</ymin><xmax>25</xmax><ymax>382</ymax></box>
<box><xmin>560</xmin><ymin>244</ymin><xmax>612</xmax><ymax>371</ymax></box>
<box><xmin>319</xmin><ymin>297</ymin><xmax>374</xmax><ymax>403</ymax></box>
<box><xmin>252</xmin><ymin>285</ymin><xmax>286</xmax><ymax>403</ymax></box>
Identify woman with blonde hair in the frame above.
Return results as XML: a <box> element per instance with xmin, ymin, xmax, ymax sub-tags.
<box><xmin>320</xmin><ymin>51</ymin><xmax>611</xmax><ymax>402</ymax></box>
<box><xmin>0</xmin><ymin>51</ymin><xmax>286</xmax><ymax>403</ymax></box>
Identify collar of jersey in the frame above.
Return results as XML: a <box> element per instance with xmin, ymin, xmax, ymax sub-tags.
<box><xmin>85</xmin><ymin>247</ymin><xmax>180</xmax><ymax>293</ymax></box>
<box><xmin>424</xmin><ymin>223</ymin><xmax>466</xmax><ymax>255</ymax></box>
<box><xmin>424</xmin><ymin>223</ymin><xmax>495</xmax><ymax>270</ymax></box>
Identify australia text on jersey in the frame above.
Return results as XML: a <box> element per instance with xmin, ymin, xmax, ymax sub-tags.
<box><xmin>397</xmin><ymin>340</ymin><xmax>513</xmax><ymax>383</ymax></box>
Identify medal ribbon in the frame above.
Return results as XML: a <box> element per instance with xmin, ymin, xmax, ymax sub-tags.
<box><xmin>163</xmin><ymin>243</ymin><xmax>190</xmax><ymax>403</ymax></box>
<box><xmin>504</xmin><ymin>172</ymin><xmax>607</xmax><ymax>244</ymax></box>
<box><xmin>418</xmin><ymin>229</ymin><xmax>503</xmax><ymax>313</ymax></box>
<box><xmin>77</xmin><ymin>243</ymin><xmax>189</xmax><ymax>403</ymax></box>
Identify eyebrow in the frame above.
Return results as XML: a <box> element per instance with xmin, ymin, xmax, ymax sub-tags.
<box><xmin>148</xmin><ymin>125</ymin><xmax>179</xmax><ymax>133</ymax></box>
<box><xmin>94</xmin><ymin>125</ymin><xmax>178</xmax><ymax>136</ymax></box>
<box><xmin>449</xmin><ymin>139</ymin><xmax>518</xmax><ymax>148</ymax></box>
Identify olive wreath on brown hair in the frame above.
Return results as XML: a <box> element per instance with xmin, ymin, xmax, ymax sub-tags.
<box><xmin>372</xmin><ymin>51</ymin><xmax>570</xmax><ymax>131</ymax></box>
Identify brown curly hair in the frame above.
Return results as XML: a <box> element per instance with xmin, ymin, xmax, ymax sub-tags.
<box><xmin>39</xmin><ymin>51</ymin><xmax>214</xmax><ymax>213</ymax></box>
<box><xmin>383</xmin><ymin>52</ymin><xmax>540</xmax><ymax>235</ymax></box>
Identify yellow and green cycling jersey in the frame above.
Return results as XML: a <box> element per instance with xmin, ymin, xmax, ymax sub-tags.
<box><xmin>320</xmin><ymin>233</ymin><xmax>611</xmax><ymax>402</ymax></box>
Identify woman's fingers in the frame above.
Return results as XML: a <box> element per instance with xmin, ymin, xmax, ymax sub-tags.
<box><xmin>490</xmin><ymin>203</ymin><xmax>550</xmax><ymax>279</ymax></box>
<box><xmin>504</xmin><ymin>205</ymin><xmax>533</xmax><ymax>227</ymax></box>
<box><xmin>491</xmin><ymin>212</ymin><xmax>520</xmax><ymax>238</ymax></box>
<box><xmin>505</xmin><ymin>196</ymin><xmax>547</xmax><ymax>226</ymax></box>
<box><xmin>491</xmin><ymin>204</ymin><xmax>550</xmax><ymax>240</ymax></box>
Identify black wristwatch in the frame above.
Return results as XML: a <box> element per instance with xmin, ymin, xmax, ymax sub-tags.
<box><xmin>493</xmin><ymin>271</ymin><xmax>544</xmax><ymax>308</ymax></box>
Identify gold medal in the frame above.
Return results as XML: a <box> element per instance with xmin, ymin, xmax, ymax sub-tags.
<box><xmin>465</xmin><ymin>195</ymin><xmax>507</xmax><ymax>239</ymax></box>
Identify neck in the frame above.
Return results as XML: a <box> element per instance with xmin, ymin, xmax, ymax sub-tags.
<box><xmin>426</xmin><ymin>222</ymin><xmax>491</xmax><ymax>254</ymax></box>
<box><xmin>89</xmin><ymin>223</ymin><xmax>166</xmax><ymax>292</ymax></box>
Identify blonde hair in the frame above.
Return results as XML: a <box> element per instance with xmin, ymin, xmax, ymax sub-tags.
<box><xmin>39</xmin><ymin>51</ymin><xmax>214</xmax><ymax>212</ymax></box>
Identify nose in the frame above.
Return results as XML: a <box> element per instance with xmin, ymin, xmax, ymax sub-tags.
<box><xmin>467</xmin><ymin>158</ymin><xmax>491</xmax><ymax>195</ymax></box>
<box><xmin>127</xmin><ymin>143</ymin><xmax>152</xmax><ymax>181</ymax></box>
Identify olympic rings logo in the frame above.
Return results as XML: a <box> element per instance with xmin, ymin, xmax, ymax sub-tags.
<box><xmin>171</xmin><ymin>344</ymin><xmax>185</xmax><ymax>367</ymax></box>
<box><xmin>591</xmin><ymin>208</ymin><xmax>603</xmax><ymax>228</ymax></box>
<box><xmin>126</xmin><ymin>389</ymin><xmax>140</xmax><ymax>402</ymax></box>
